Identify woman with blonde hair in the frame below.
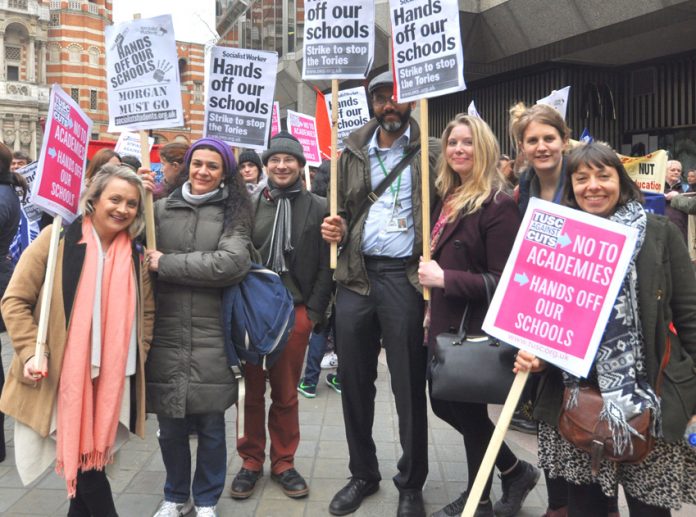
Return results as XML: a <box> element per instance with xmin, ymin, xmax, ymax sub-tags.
<box><xmin>0</xmin><ymin>164</ymin><xmax>154</xmax><ymax>516</ymax></box>
<box><xmin>418</xmin><ymin>114</ymin><xmax>538</xmax><ymax>517</ymax></box>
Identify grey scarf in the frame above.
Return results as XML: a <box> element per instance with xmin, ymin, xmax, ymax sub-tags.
<box><xmin>265</xmin><ymin>178</ymin><xmax>303</xmax><ymax>273</ymax></box>
<box><xmin>564</xmin><ymin>200</ymin><xmax>661</xmax><ymax>455</ymax></box>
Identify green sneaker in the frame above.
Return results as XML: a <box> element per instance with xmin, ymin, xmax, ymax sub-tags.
<box><xmin>297</xmin><ymin>378</ymin><xmax>317</xmax><ymax>398</ymax></box>
<box><xmin>325</xmin><ymin>373</ymin><xmax>341</xmax><ymax>394</ymax></box>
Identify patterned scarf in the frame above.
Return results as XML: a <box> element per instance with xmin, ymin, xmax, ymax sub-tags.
<box><xmin>564</xmin><ymin>200</ymin><xmax>661</xmax><ymax>455</ymax></box>
<box><xmin>264</xmin><ymin>177</ymin><xmax>303</xmax><ymax>273</ymax></box>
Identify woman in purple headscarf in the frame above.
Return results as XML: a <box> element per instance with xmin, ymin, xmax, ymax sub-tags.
<box><xmin>146</xmin><ymin>138</ymin><xmax>253</xmax><ymax>517</ymax></box>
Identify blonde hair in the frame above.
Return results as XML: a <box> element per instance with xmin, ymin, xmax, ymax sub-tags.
<box><xmin>509</xmin><ymin>102</ymin><xmax>571</xmax><ymax>149</ymax></box>
<box><xmin>80</xmin><ymin>164</ymin><xmax>145</xmax><ymax>239</ymax></box>
<box><xmin>435</xmin><ymin>114</ymin><xmax>505</xmax><ymax>221</ymax></box>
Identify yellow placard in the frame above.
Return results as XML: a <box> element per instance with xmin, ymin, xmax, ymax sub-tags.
<box><xmin>617</xmin><ymin>150</ymin><xmax>667</xmax><ymax>193</ymax></box>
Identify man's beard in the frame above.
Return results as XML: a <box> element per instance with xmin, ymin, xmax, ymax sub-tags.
<box><xmin>377</xmin><ymin>107</ymin><xmax>411</xmax><ymax>133</ymax></box>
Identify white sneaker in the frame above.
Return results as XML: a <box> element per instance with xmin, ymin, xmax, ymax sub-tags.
<box><xmin>320</xmin><ymin>352</ymin><xmax>338</xmax><ymax>369</ymax></box>
<box><xmin>153</xmin><ymin>499</ymin><xmax>193</xmax><ymax>517</ymax></box>
<box><xmin>195</xmin><ymin>506</ymin><xmax>218</xmax><ymax>517</ymax></box>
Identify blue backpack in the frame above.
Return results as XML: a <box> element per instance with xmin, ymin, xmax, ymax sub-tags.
<box><xmin>221</xmin><ymin>263</ymin><xmax>295</xmax><ymax>374</ymax></box>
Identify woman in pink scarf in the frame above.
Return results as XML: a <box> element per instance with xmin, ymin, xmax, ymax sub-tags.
<box><xmin>0</xmin><ymin>164</ymin><xmax>155</xmax><ymax>517</ymax></box>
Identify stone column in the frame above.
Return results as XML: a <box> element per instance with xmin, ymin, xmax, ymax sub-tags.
<box><xmin>28</xmin><ymin>37</ymin><xmax>35</xmax><ymax>82</ymax></box>
<box><xmin>30</xmin><ymin>120</ymin><xmax>37</xmax><ymax>160</ymax></box>
<box><xmin>0</xmin><ymin>32</ymin><xmax>5</xmax><ymax>80</ymax></box>
<box><xmin>37</xmin><ymin>40</ymin><xmax>46</xmax><ymax>84</ymax></box>
<box><xmin>13</xmin><ymin>117</ymin><xmax>21</xmax><ymax>152</ymax></box>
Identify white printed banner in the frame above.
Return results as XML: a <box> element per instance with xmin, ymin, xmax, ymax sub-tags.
<box><xmin>115</xmin><ymin>131</ymin><xmax>154</xmax><ymax>158</ymax></box>
<box><xmin>105</xmin><ymin>15</ymin><xmax>183</xmax><ymax>131</ymax></box>
<box><xmin>204</xmin><ymin>46</ymin><xmax>278</xmax><ymax>151</ymax></box>
<box><xmin>303</xmin><ymin>0</ymin><xmax>374</xmax><ymax>79</ymax></box>
<box><xmin>324</xmin><ymin>87</ymin><xmax>370</xmax><ymax>150</ymax></box>
<box><xmin>389</xmin><ymin>0</ymin><xmax>466</xmax><ymax>102</ymax></box>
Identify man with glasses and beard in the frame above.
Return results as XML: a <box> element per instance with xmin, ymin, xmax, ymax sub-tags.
<box><xmin>321</xmin><ymin>71</ymin><xmax>439</xmax><ymax>517</ymax></box>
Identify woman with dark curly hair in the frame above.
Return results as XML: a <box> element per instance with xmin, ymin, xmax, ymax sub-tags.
<box><xmin>146</xmin><ymin>138</ymin><xmax>253</xmax><ymax>517</ymax></box>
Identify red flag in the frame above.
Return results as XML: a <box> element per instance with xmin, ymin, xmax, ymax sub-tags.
<box><xmin>314</xmin><ymin>87</ymin><xmax>331</xmax><ymax>161</ymax></box>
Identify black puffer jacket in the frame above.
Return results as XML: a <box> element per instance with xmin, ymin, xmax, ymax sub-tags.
<box><xmin>0</xmin><ymin>180</ymin><xmax>20</xmax><ymax>330</ymax></box>
<box><xmin>146</xmin><ymin>187</ymin><xmax>251</xmax><ymax>417</ymax></box>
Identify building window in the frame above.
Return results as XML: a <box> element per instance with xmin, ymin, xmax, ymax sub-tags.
<box><xmin>178</xmin><ymin>58</ymin><xmax>187</xmax><ymax>79</ymax></box>
<box><xmin>91</xmin><ymin>132</ymin><xmax>100</xmax><ymax>140</ymax></box>
<box><xmin>7</xmin><ymin>65</ymin><xmax>19</xmax><ymax>81</ymax></box>
<box><xmin>67</xmin><ymin>44</ymin><xmax>81</xmax><ymax>63</ymax></box>
<box><xmin>5</xmin><ymin>46</ymin><xmax>21</xmax><ymax>61</ymax></box>
<box><xmin>88</xmin><ymin>47</ymin><xmax>99</xmax><ymax>66</ymax></box>
<box><xmin>48</xmin><ymin>44</ymin><xmax>60</xmax><ymax>63</ymax></box>
<box><xmin>90</xmin><ymin>89</ymin><xmax>97</xmax><ymax>110</ymax></box>
<box><xmin>49</xmin><ymin>12</ymin><xmax>60</xmax><ymax>27</ymax></box>
<box><xmin>71</xmin><ymin>88</ymin><xmax>79</xmax><ymax>103</ymax></box>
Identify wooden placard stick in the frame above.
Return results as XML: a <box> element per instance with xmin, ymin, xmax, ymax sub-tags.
<box><xmin>34</xmin><ymin>214</ymin><xmax>63</xmax><ymax>372</ymax></box>
<box><xmin>139</xmin><ymin>130</ymin><xmax>157</xmax><ymax>250</ymax></box>
<box><xmin>330</xmin><ymin>79</ymin><xmax>339</xmax><ymax>269</ymax></box>
<box><xmin>461</xmin><ymin>369</ymin><xmax>530</xmax><ymax>517</ymax></box>
<box><xmin>420</xmin><ymin>99</ymin><xmax>431</xmax><ymax>301</ymax></box>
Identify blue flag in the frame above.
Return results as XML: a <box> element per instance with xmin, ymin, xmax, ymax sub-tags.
<box><xmin>580</xmin><ymin>128</ymin><xmax>593</xmax><ymax>143</ymax></box>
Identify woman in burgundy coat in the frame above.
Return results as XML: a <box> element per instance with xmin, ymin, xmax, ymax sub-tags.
<box><xmin>418</xmin><ymin>115</ymin><xmax>537</xmax><ymax>517</ymax></box>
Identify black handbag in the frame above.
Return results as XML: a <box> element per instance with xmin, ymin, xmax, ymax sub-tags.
<box><xmin>430</xmin><ymin>273</ymin><xmax>516</xmax><ymax>404</ymax></box>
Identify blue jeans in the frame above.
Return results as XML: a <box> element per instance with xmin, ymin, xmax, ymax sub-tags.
<box><xmin>303</xmin><ymin>330</ymin><xmax>329</xmax><ymax>385</ymax></box>
<box><xmin>157</xmin><ymin>413</ymin><xmax>226</xmax><ymax>507</ymax></box>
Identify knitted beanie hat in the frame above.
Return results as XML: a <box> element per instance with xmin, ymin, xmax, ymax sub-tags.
<box><xmin>238</xmin><ymin>150</ymin><xmax>263</xmax><ymax>172</ymax></box>
<box><xmin>262</xmin><ymin>131</ymin><xmax>306</xmax><ymax>167</ymax></box>
<box><xmin>183</xmin><ymin>137</ymin><xmax>237</xmax><ymax>180</ymax></box>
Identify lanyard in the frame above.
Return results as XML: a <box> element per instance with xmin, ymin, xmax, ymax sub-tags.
<box><xmin>375</xmin><ymin>150</ymin><xmax>404</xmax><ymax>202</ymax></box>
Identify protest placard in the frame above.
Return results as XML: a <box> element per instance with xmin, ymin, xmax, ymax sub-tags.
<box><xmin>618</xmin><ymin>149</ymin><xmax>668</xmax><ymax>193</ymax></box>
<box><xmin>467</xmin><ymin>100</ymin><xmax>481</xmax><ymax>118</ymax></box>
<box><xmin>204</xmin><ymin>46</ymin><xmax>278</xmax><ymax>150</ymax></box>
<box><xmin>302</xmin><ymin>0</ymin><xmax>374</xmax><ymax>79</ymax></box>
<box><xmin>537</xmin><ymin>86</ymin><xmax>571</xmax><ymax>120</ymax></box>
<box><xmin>483</xmin><ymin>198</ymin><xmax>638</xmax><ymax>378</ymax></box>
<box><xmin>115</xmin><ymin>131</ymin><xmax>154</xmax><ymax>158</ymax></box>
<box><xmin>16</xmin><ymin>162</ymin><xmax>42</xmax><ymax>223</ymax></box>
<box><xmin>30</xmin><ymin>85</ymin><xmax>92</xmax><ymax>223</ymax></box>
<box><xmin>324</xmin><ymin>86</ymin><xmax>369</xmax><ymax>149</ymax></box>
<box><xmin>9</xmin><ymin>162</ymin><xmax>41</xmax><ymax>264</ymax></box>
<box><xmin>389</xmin><ymin>0</ymin><xmax>466</xmax><ymax>103</ymax></box>
<box><xmin>286</xmin><ymin>110</ymin><xmax>322</xmax><ymax>167</ymax></box>
<box><xmin>105</xmin><ymin>15</ymin><xmax>183</xmax><ymax>131</ymax></box>
<box><xmin>271</xmin><ymin>101</ymin><xmax>281</xmax><ymax>138</ymax></box>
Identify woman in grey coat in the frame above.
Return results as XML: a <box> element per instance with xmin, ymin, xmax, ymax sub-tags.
<box><xmin>146</xmin><ymin>137</ymin><xmax>252</xmax><ymax>517</ymax></box>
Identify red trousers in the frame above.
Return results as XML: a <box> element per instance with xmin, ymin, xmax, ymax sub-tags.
<box><xmin>237</xmin><ymin>305</ymin><xmax>312</xmax><ymax>474</ymax></box>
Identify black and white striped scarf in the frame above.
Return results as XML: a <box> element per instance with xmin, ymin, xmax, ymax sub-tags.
<box><xmin>264</xmin><ymin>178</ymin><xmax>303</xmax><ymax>273</ymax></box>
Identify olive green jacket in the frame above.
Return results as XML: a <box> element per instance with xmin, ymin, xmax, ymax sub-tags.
<box><xmin>333</xmin><ymin>118</ymin><xmax>440</xmax><ymax>295</ymax></box>
<box><xmin>533</xmin><ymin>214</ymin><xmax>696</xmax><ymax>442</ymax></box>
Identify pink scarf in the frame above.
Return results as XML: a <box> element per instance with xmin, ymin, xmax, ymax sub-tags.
<box><xmin>55</xmin><ymin>217</ymin><xmax>136</xmax><ymax>497</ymax></box>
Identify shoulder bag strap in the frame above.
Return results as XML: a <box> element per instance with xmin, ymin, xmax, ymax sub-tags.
<box><xmin>456</xmin><ymin>272</ymin><xmax>498</xmax><ymax>339</ymax></box>
<box><xmin>348</xmin><ymin>145</ymin><xmax>420</xmax><ymax>233</ymax></box>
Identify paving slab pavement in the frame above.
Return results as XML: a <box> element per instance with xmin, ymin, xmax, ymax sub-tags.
<box><xmin>1</xmin><ymin>332</ymin><xmax>694</xmax><ymax>516</ymax></box>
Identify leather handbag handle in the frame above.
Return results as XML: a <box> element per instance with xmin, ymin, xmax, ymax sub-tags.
<box><xmin>455</xmin><ymin>272</ymin><xmax>498</xmax><ymax>340</ymax></box>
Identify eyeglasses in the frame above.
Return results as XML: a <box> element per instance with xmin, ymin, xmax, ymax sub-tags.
<box><xmin>268</xmin><ymin>156</ymin><xmax>298</xmax><ymax>166</ymax></box>
<box><xmin>372</xmin><ymin>94</ymin><xmax>399</xmax><ymax>107</ymax></box>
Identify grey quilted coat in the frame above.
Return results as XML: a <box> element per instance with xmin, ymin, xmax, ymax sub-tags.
<box><xmin>146</xmin><ymin>187</ymin><xmax>251</xmax><ymax>417</ymax></box>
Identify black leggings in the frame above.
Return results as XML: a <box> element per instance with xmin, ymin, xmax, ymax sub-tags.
<box><xmin>567</xmin><ymin>481</ymin><xmax>671</xmax><ymax>517</ymax></box>
<box><xmin>67</xmin><ymin>469</ymin><xmax>118</xmax><ymax>517</ymax></box>
<box><xmin>429</xmin><ymin>391</ymin><xmax>518</xmax><ymax>500</ymax></box>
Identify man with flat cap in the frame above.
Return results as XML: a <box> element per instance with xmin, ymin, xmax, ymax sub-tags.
<box><xmin>322</xmin><ymin>71</ymin><xmax>439</xmax><ymax>517</ymax></box>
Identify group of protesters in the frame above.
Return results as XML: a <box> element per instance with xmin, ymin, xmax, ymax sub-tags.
<box><xmin>0</xmin><ymin>68</ymin><xmax>695</xmax><ymax>517</ymax></box>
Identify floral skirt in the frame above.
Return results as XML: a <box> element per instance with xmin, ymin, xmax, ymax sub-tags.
<box><xmin>538</xmin><ymin>422</ymin><xmax>696</xmax><ymax>509</ymax></box>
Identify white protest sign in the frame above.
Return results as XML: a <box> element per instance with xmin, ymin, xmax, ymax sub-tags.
<box><xmin>389</xmin><ymin>0</ymin><xmax>466</xmax><ymax>103</ymax></box>
<box><xmin>15</xmin><ymin>162</ymin><xmax>43</xmax><ymax>223</ymax></box>
<box><xmin>324</xmin><ymin>86</ymin><xmax>370</xmax><ymax>150</ymax></box>
<box><xmin>286</xmin><ymin>110</ymin><xmax>322</xmax><ymax>167</ymax></box>
<box><xmin>303</xmin><ymin>0</ymin><xmax>374</xmax><ymax>79</ymax></box>
<box><xmin>537</xmin><ymin>86</ymin><xmax>571</xmax><ymax>120</ymax></box>
<box><xmin>105</xmin><ymin>15</ymin><xmax>183</xmax><ymax>131</ymax></box>
<box><xmin>205</xmin><ymin>46</ymin><xmax>278</xmax><ymax>151</ymax></box>
<box><xmin>30</xmin><ymin>85</ymin><xmax>92</xmax><ymax>223</ymax></box>
<box><xmin>483</xmin><ymin>198</ymin><xmax>638</xmax><ymax>378</ymax></box>
<box><xmin>467</xmin><ymin>100</ymin><xmax>481</xmax><ymax>118</ymax></box>
<box><xmin>115</xmin><ymin>131</ymin><xmax>154</xmax><ymax>158</ymax></box>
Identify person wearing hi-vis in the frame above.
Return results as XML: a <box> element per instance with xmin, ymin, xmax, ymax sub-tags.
<box><xmin>515</xmin><ymin>142</ymin><xmax>696</xmax><ymax>516</ymax></box>
<box><xmin>321</xmin><ymin>70</ymin><xmax>439</xmax><ymax>517</ymax></box>
<box><xmin>0</xmin><ymin>165</ymin><xmax>154</xmax><ymax>517</ymax></box>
